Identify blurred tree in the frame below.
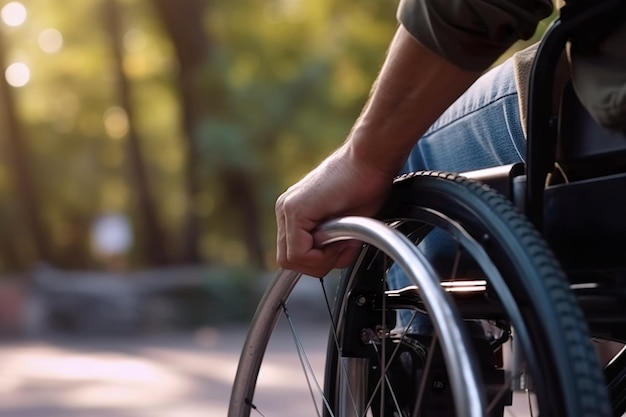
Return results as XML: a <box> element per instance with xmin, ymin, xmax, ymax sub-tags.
<box><xmin>104</xmin><ymin>0</ymin><xmax>169</xmax><ymax>265</ymax></box>
<box><xmin>0</xmin><ymin>26</ymin><xmax>52</xmax><ymax>268</ymax></box>
<box><xmin>150</xmin><ymin>0</ymin><xmax>205</xmax><ymax>264</ymax></box>
<box><xmin>151</xmin><ymin>0</ymin><xmax>265</xmax><ymax>267</ymax></box>
<box><xmin>0</xmin><ymin>0</ymin><xmax>406</xmax><ymax>272</ymax></box>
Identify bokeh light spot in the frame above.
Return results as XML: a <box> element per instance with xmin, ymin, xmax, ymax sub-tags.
<box><xmin>38</xmin><ymin>28</ymin><xmax>63</xmax><ymax>53</ymax></box>
<box><xmin>123</xmin><ymin>29</ymin><xmax>147</xmax><ymax>53</ymax></box>
<box><xmin>1</xmin><ymin>2</ymin><xmax>26</xmax><ymax>27</ymax></box>
<box><xmin>103</xmin><ymin>106</ymin><xmax>129</xmax><ymax>140</ymax></box>
<box><xmin>5</xmin><ymin>62</ymin><xmax>30</xmax><ymax>87</ymax></box>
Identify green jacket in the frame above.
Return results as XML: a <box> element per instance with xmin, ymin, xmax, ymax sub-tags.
<box><xmin>397</xmin><ymin>0</ymin><xmax>626</xmax><ymax>130</ymax></box>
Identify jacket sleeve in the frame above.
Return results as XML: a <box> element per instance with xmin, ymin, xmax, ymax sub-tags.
<box><xmin>397</xmin><ymin>0</ymin><xmax>553</xmax><ymax>71</ymax></box>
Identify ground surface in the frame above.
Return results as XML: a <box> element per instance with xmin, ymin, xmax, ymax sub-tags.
<box><xmin>0</xmin><ymin>321</ymin><xmax>328</xmax><ymax>417</ymax></box>
<box><xmin>0</xmin><ymin>321</ymin><xmax>536</xmax><ymax>417</ymax></box>
<box><xmin>0</xmin><ymin>272</ymin><xmax>540</xmax><ymax>417</ymax></box>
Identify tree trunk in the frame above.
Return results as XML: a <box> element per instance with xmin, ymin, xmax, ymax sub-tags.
<box><xmin>221</xmin><ymin>169</ymin><xmax>265</xmax><ymax>268</ymax></box>
<box><xmin>152</xmin><ymin>0</ymin><xmax>266</xmax><ymax>268</ymax></box>
<box><xmin>104</xmin><ymin>0</ymin><xmax>169</xmax><ymax>266</ymax></box>
<box><xmin>151</xmin><ymin>0</ymin><xmax>208</xmax><ymax>263</ymax></box>
<box><xmin>0</xmin><ymin>28</ymin><xmax>53</xmax><ymax>268</ymax></box>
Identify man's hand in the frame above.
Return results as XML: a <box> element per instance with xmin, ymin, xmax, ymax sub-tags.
<box><xmin>275</xmin><ymin>144</ymin><xmax>394</xmax><ymax>277</ymax></box>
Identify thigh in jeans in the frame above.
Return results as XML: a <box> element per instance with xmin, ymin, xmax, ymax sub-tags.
<box><xmin>394</xmin><ymin>58</ymin><xmax>525</xmax><ymax>333</ymax></box>
<box><xmin>402</xmin><ymin>58</ymin><xmax>526</xmax><ymax>174</ymax></box>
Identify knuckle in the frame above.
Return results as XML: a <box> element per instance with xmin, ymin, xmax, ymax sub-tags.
<box><xmin>276</xmin><ymin>251</ymin><xmax>287</xmax><ymax>265</ymax></box>
<box><xmin>280</xmin><ymin>194</ymin><xmax>299</xmax><ymax>212</ymax></box>
<box><xmin>275</xmin><ymin>195</ymin><xmax>285</xmax><ymax>212</ymax></box>
<box><xmin>276</xmin><ymin>252</ymin><xmax>295</xmax><ymax>270</ymax></box>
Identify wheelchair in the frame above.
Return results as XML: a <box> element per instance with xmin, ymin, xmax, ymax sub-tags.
<box><xmin>229</xmin><ymin>1</ymin><xmax>626</xmax><ymax>416</ymax></box>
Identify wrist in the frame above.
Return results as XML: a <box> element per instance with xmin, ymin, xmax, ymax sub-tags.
<box><xmin>346</xmin><ymin>121</ymin><xmax>414</xmax><ymax>178</ymax></box>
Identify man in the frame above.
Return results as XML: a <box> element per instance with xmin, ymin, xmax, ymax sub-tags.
<box><xmin>275</xmin><ymin>0</ymin><xmax>626</xmax><ymax>278</ymax></box>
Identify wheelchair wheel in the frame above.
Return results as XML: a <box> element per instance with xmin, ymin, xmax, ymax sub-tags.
<box><xmin>228</xmin><ymin>171</ymin><xmax>610</xmax><ymax>417</ymax></box>
<box><xmin>229</xmin><ymin>215</ymin><xmax>484</xmax><ymax>417</ymax></box>
<box><xmin>322</xmin><ymin>171</ymin><xmax>609</xmax><ymax>417</ymax></box>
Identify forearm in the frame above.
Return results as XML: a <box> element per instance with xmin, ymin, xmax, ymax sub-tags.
<box><xmin>347</xmin><ymin>25</ymin><xmax>481</xmax><ymax>176</ymax></box>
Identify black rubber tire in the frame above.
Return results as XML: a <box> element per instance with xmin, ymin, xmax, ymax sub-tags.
<box><xmin>324</xmin><ymin>171</ymin><xmax>610</xmax><ymax>417</ymax></box>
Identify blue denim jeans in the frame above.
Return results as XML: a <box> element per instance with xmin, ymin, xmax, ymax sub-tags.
<box><xmin>402</xmin><ymin>57</ymin><xmax>526</xmax><ymax>173</ymax></box>
<box><xmin>391</xmin><ymin>57</ymin><xmax>526</xmax><ymax>334</ymax></box>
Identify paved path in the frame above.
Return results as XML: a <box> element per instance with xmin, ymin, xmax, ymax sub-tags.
<box><xmin>0</xmin><ymin>294</ymin><xmax>534</xmax><ymax>417</ymax></box>
<box><xmin>0</xmin><ymin>320</ymin><xmax>329</xmax><ymax>417</ymax></box>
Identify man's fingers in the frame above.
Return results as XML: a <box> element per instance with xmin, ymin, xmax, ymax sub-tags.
<box><xmin>280</xmin><ymin>239</ymin><xmax>360</xmax><ymax>278</ymax></box>
<box><xmin>275</xmin><ymin>184</ymin><xmax>363</xmax><ymax>277</ymax></box>
<box><xmin>275</xmin><ymin>203</ymin><xmax>288</xmax><ymax>267</ymax></box>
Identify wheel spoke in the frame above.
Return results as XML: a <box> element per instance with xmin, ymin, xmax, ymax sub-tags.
<box><xmin>450</xmin><ymin>241</ymin><xmax>462</xmax><ymax>280</ymax></box>
<box><xmin>244</xmin><ymin>398</ymin><xmax>267</xmax><ymax>417</ymax></box>
<box><xmin>371</xmin><ymin>342</ymin><xmax>404</xmax><ymax>416</ymax></box>
<box><xmin>282</xmin><ymin>303</ymin><xmax>331</xmax><ymax>417</ymax></box>
<box><xmin>321</xmin><ymin>278</ymin><xmax>361</xmax><ymax>416</ymax></box>
<box><xmin>363</xmin><ymin>271</ymin><xmax>417</xmax><ymax>417</ymax></box>
<box><xmin>487</xmin><ymin>373</ymin><xmax>512</xmax><ymax>414</ymax></box>
<box><xmin>380</xmin><ymin>271</ymin><xmax>388</xmax><ymax>417</ymax></box>
<box><xmin>412</xmin><ymin>334</ymin><xmax>439</xmax><ymax>417</ymax></box>
<box><xmin>526</xmin><ymin>389</ymin><xmax>535</xmax><ymax>417</ymax></box>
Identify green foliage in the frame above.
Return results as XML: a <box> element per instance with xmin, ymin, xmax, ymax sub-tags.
<box><xmin>0</xmin><ymin>0</ymin><xmax>400</xmax><ymax>271</ymax></box>
<box><xmin>4</xmin><ymin>0</ymin><xmax>550</xmax><ymax>272</ymax></box>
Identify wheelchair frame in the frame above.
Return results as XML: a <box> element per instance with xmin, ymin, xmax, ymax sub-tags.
<box><xmin>464</xmin><ymin>0</ymin><xmax>626</xmax><ymax>413</ymax></box>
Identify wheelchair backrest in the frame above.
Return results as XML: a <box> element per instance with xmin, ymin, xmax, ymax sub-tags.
<box><xmin>526</xmin><ymin>0</ymin><xmax>626</xmax><ymax>275</ymax></box>
<box><xmin>524</xmin><ymin>0</ymin><xmax>626</xmax><ymax>227</ymax></box>
<box><xmin>557</xmin><ymin>82</ymin><xmax>626</xmax><ymax>181</ymax></box>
